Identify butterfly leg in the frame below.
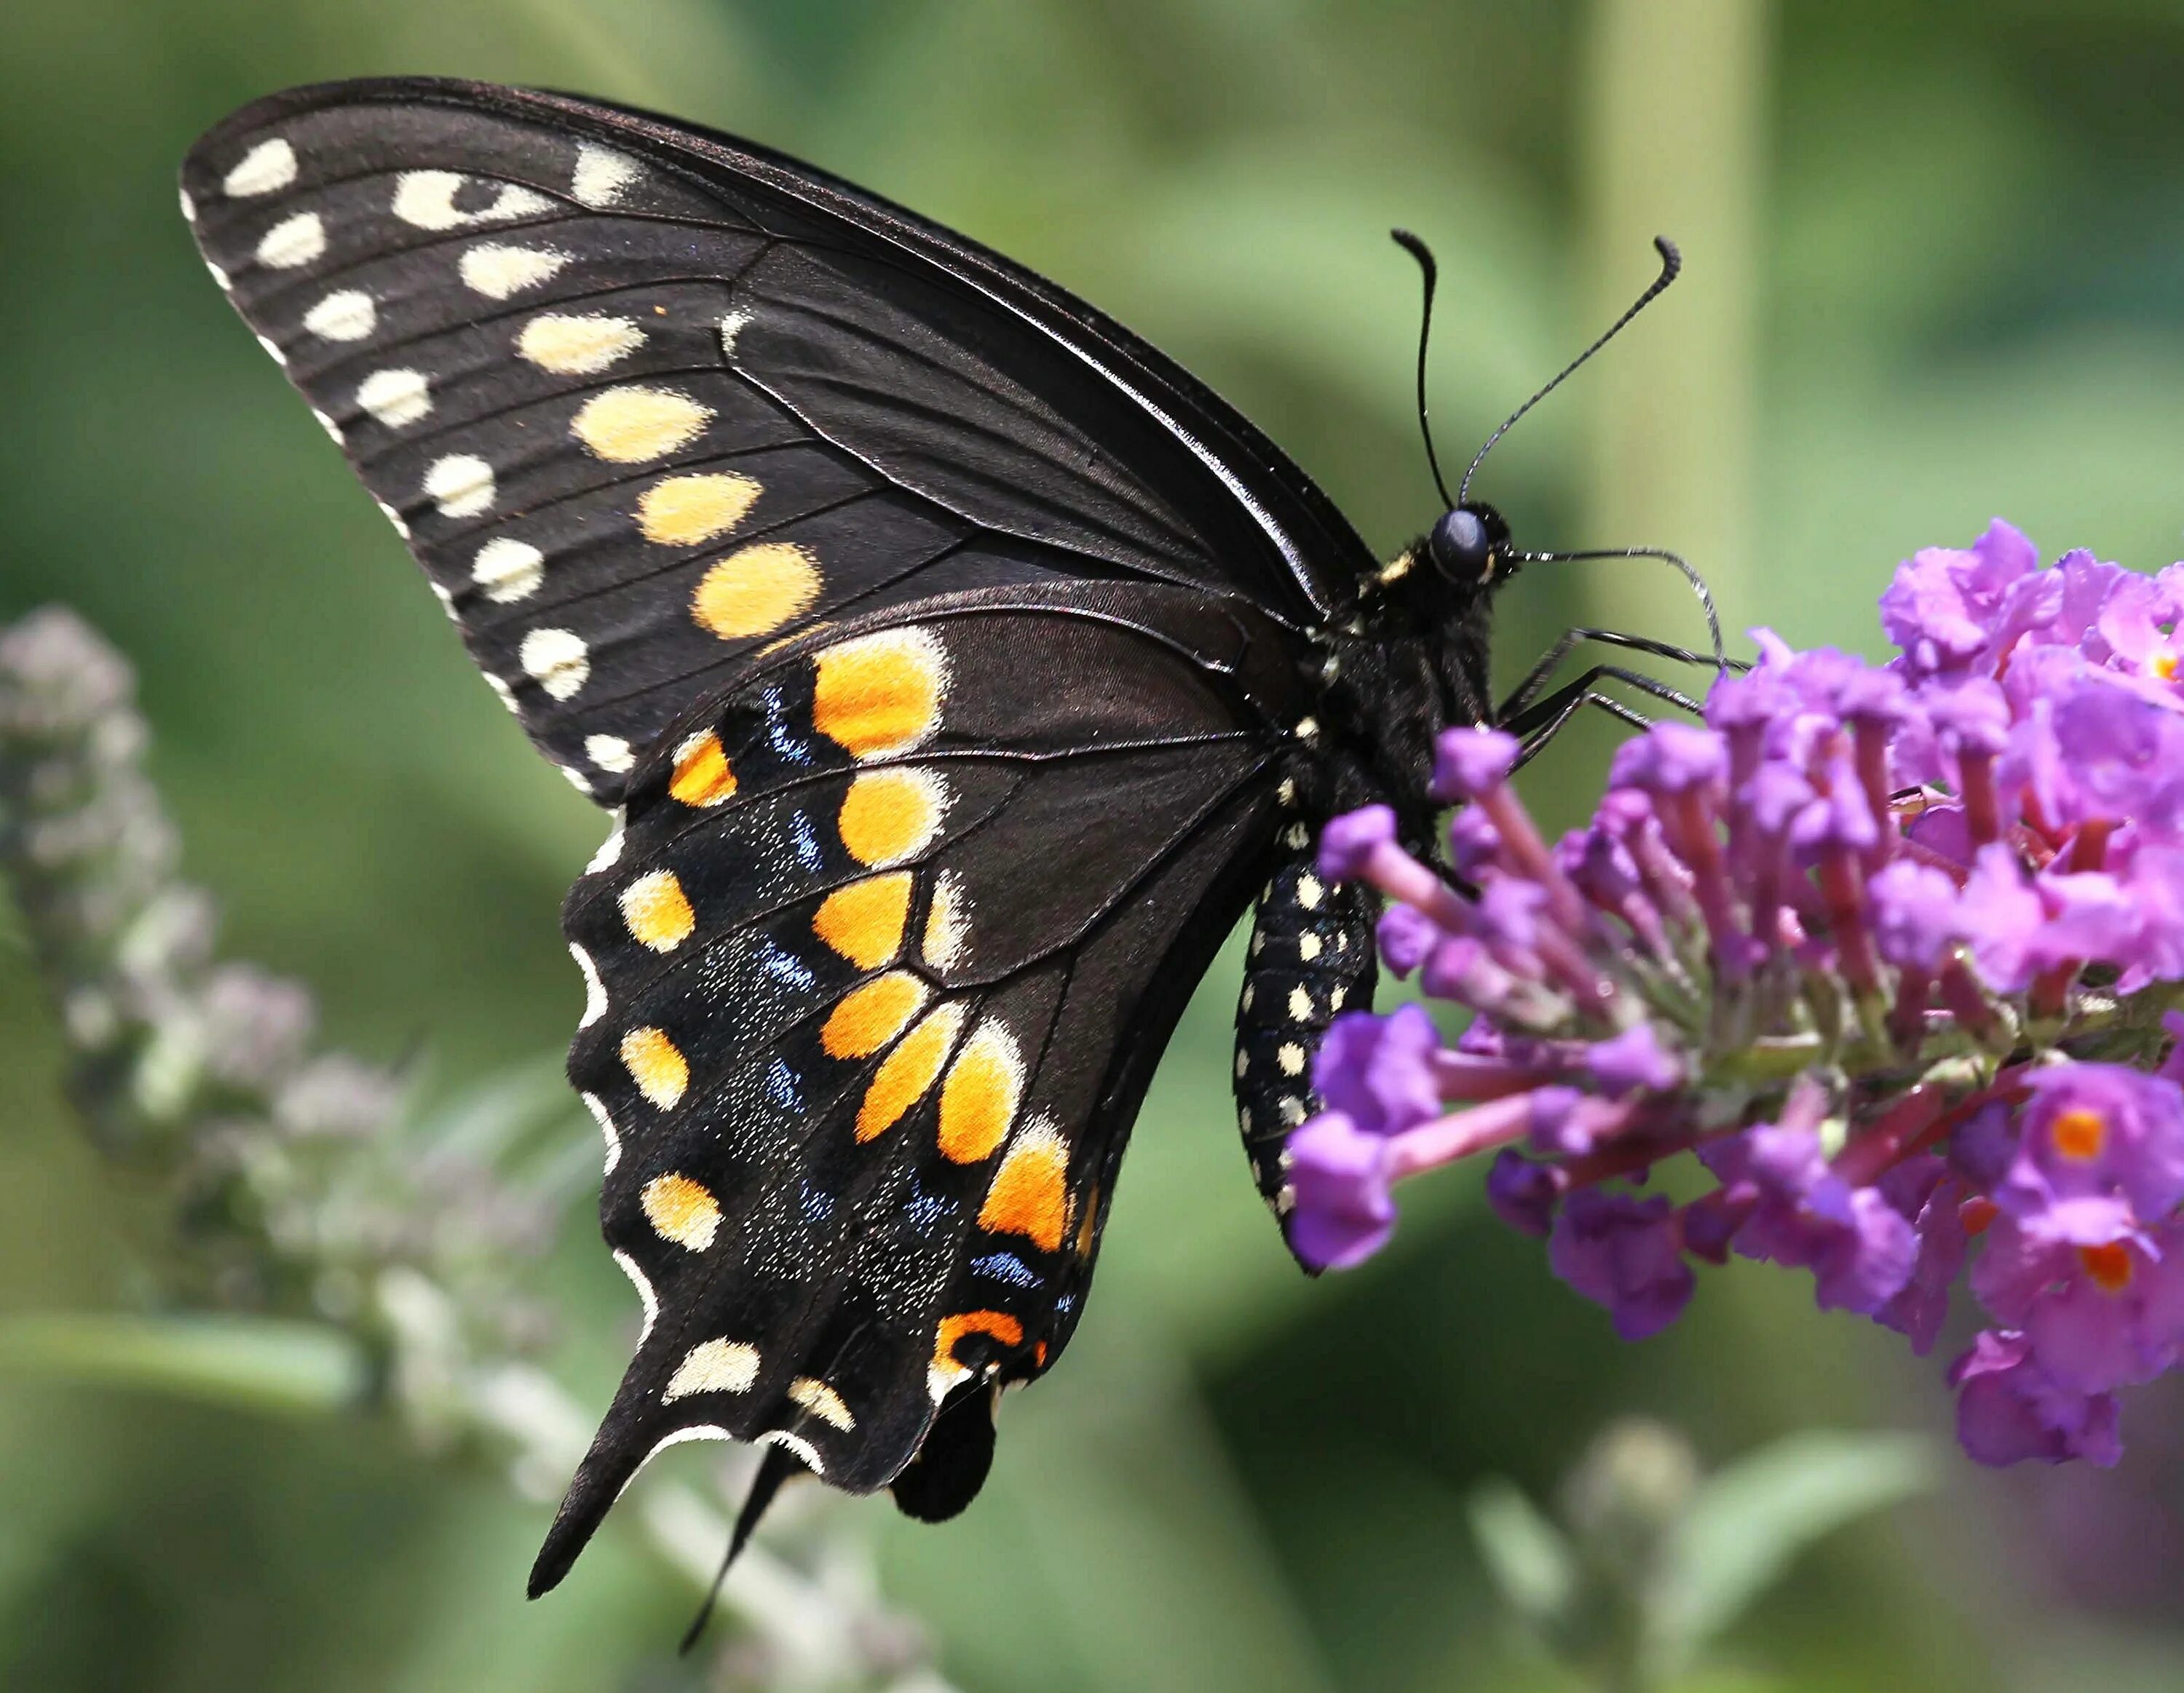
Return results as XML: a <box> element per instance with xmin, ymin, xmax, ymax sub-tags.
<box><xmin>1501</xmin><ymin>670</ymin><xmax>1676</xmax><ymax>769</ymax></box>
<box><xmin>1233</xmin><ymin>818</ymin><xmax>1381</xmax><ymax>1231</ymax></box>
<box><xmin>1498</xmin><ymin>627</ymin><xmax>1733</xmax><ymax>724</ymax></box>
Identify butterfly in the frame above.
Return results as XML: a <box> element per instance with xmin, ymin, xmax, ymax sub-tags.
<box><xmin>179</xmin><ymin>76</ymin><xmax>1723</xmax><ymax>1598</ymax></box>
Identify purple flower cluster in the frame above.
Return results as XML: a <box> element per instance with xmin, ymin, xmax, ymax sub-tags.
<box><xmin>1298</xmin><ymin>521</ymin><xmax>2184</xmax><ymax>1468</ymax></box>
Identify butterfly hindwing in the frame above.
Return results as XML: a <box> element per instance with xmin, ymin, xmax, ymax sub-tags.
<box><xmin>178</xmin><ymin>79</ymin><xmax>1372</xmax><ymax>805</ymax></box>
<box><xmin>529</xmin><ymin>580</ymin><xmax>1310</xmax><ymax>1590</ymax></box>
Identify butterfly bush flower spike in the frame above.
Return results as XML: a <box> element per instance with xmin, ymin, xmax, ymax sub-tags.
<box><xmin>1299</xmin><ymin>520</ymin><xmax>2184</xmax><ymax>1471</ymax></box>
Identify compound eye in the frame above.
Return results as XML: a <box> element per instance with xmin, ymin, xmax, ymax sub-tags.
<box><xmin>1428</xmin><ymin>507</ymin><xmax>1493</xmax><ymax>580</ymax></box>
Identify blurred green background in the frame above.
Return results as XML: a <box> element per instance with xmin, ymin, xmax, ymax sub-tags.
<box><xmin>7</xmin><ymin>1</ymin><xmax>2184</xmax><ymax>1689</ymax></box>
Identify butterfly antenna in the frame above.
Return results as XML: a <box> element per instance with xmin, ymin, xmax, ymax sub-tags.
<box><xmin>1458</xmin><ymin>236</ymin><xmax>1682</xmax><ymax>503</ymax></box>
<box><xmin>1390</xmin><ymin>229</ymin><xmax>1456</xmax><ymax>510</ymax></box>
<box><xmin>678</xmin><ymin>1444</ymin><xmax>802</xmax><ymax>1655</ymax></box>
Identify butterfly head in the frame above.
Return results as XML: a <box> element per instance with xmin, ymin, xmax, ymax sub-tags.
<box><xmin>1425</xmin><ymin>502</ymin><xmax>1514</xmax><ymax>587</ymax></box>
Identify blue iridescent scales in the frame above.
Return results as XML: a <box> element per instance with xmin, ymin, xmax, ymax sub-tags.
<box><xmin>177</xmin><ymin>79</ymin><xmax>1378</xmax><ymax>1589</ymax></box>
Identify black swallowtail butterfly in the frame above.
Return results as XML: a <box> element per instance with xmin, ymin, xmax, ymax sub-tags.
<box><xmin>180</xmin><ymin>77</ymin><xmax>1723</xmax><ymax>1599</ymax></box>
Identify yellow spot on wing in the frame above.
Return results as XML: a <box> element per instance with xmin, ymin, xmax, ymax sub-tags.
<box><xmin>812</xmin><ymin>627</ymin><xmax>948</xmax><ymax>759</ymax></box>
<box><xmin>977</xmin><ymin>1117</ymin><xmax>1069</xmax><ymax>1248</ymax></box>
<box><xmin>812</xmin><ymin>873</ymin><xmax>911</xmax><ymax>969</ymax></box>
<box><xmin>691</xmin><ymin>542</ymin><xmax>822</xmax><ymax>639</ymax></box>
<box><xmin>621</xmin><ymin>1026</ymin><xmax>689</xmax><ymax>1110</ymax></box>
<box><xmin>1075</xmin><ymin>1184</ymin><xmax>1101</xmax><ymax>1259</ymax></box>
<box><xmin>822</xmin><ymin>970</ymin><xmax>930</xmax><ymax>1060</ymax></box>
<box><xmin>669</xmin><ymin>731</ymin><xmax>737</xmax><ymax>807</ymax></box>
<box><xmin>571</xmin><ymin>384</ymin><xmax>712</xmax><ymax>462</ymax></box>
<box><xmin>663</xmin><ymin>1336</ymin><xmax>757</xmax><ymax>1400</ymax></box>
<box><xmin>938</xmin><ymin>1021</ymin><xmax>1023</xmax><ymax>1163</ymax></box>
<box><xmin>518</xmin><ymin>312</ymin><xmax>646</xmax><ymax>375</ymax></box>
<box><xmin>641</xmin><ymin>1171</ymin><xmax>719</xmax><ymax>1250</ymax></box>
<box><xmin>619</xmin><ymin>868</ymin><xmax>695</xmax><ymax>951</ymax></box>
<box><xmin>839</xmin><ymin>769</ymin><xmax>946</xmax><ymax>868</ymax></box>
<box><xmin>638</xmin><ymin>472</ymin><xmax>761</xmax><ymax>546</ymax></box>
<box><xmin>855</xmin><ymin>1002</ymin><xmax>964</xmax><ymax>1141</ymax></box>
<box><xmin>787</xmin><ymin>1376</ymin><xmax>857</xmax><ymax>1430</ymax></box>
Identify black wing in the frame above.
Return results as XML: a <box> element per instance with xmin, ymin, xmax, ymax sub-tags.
<box><xmin>531</xmin><ymin>582</ymin><xmax>1310</xmax><ymax>1590</ymax></box>
<box><xmin>178</xmin><ymin>78</ymin><xmax>1371</xmax><ymax>805</ymax></box>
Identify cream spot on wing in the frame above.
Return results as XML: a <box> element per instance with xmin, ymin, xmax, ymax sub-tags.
<box><xmin>178</xmin><ymin>185</ymin><xmax>195</xmax><ymax>221</ymax></box>
<box><xmin>310</xmin><ymin>409</ymin><xmax>343</xmax><ymax>445</ymax></box>
<box><xmin>1298</xmin><ymin>932</ymin><xmax>1323</xmax><ymax>962</ymax></box>
<box><xmin>223</xmin><ymin>138</ymin><xmax>296</xmax><ymax>197</ymax></box>
<box><xmin>582</xmin><ymin>1091</ymin><xmax>622</xmax><ymax>1174</ymax></box>
<box><xmin>787</xmin><ymin>1377</ymin><xmax>856</xmax><ymax>1431</ymax></box>
<box><xmin>636</xmin><ymin>472</ymin><xmax>759</xmax><ymax>547</ymax></box>
<box><xmin>571</xmin><ymin>385</ymin><xmax>711</xmax><ymax>463</ymax></box>
<box><xmin>756</xmin><ymin>1429</ymin><xmax>826</xmax><ymax>1475</ymax></box>
<box><xmin>587</xmin><ymin>734</ymin><xmax>633</xmax><ymax>774</ymax></box>
<box><xmin>375</xmin><ymin>499</ymin><xmax>410</xmax><ymax>539</ymax></box>
<box><xmin>471</xmin><ymin>537</ymin><xmax>544</xmax><ymax>603</ymax></box>
<box><xmin>1295</xmin><ymin>873</ymin><xmax>1324</xmax><ymax>911</ymax></box>
<box><xmin>571</xmin><ymin>143</ymin><xmax>641</xmax><ymax>207</ymax></box>
<box><xmin>1288</xmin><ymin>986</ymin><xmax>1313</xmax><ymax>1021</ymax></box>
<box><xmin>1278</xmin><ymin>1042</ymin><xmax>1306</xmax><ymax>1077</ymax></box>
<box><xmin>518</xmin><ymin>312</ymin><xmax>646</xmax><ymax>376</ymax></box>
<box><xmin>356</xmin><ymin>368</ymin><xmax>432</xmax><ymax>429</ymax></box>
<box><xmin>587</xmin><ymin>812</ymin><xmax>626</xmax><ymax>874</ymax></box>
<box><xmin>486</xmin><ymin>673</ymin><xmax>518</xmax><ymax>714</ymax></box>
<box><xmin>205</xmin><ymin>259</ymin><xmax>232</xmax><ymax>292</ymax></box>
<box><xmin>662</xmin><ymin>1338</ymin><xmax>759</xmax><ymax>1402</ymax></box>
<box><xmin>393</xmin><ymin>170</ymin><xmax>552</xmax><ymax>231</ymax></box>
<box><xmin>424</xmin><ymin>453</ymin><xmax>494</xmax><ymax>518</ymax></box>
<box><xmin>520</xmin><ymin>627</ymin><xmax>590</xmax><ymax>699</ymax></box>
<box><xmin>255</xmin><ymin>211</ymin><xmax>324</xmax><ymax>269</ymax></box>
<box><xmin>613</xmin><ymin>1249</ymin><xmax>657</xmax><ymax>1342</ymax></box>
<box><xmin>924</xmin><ymin>868</ymin><xmax>970</xmax><ymax>968</ymax></box>
<box><xmin>571</xmin><ymin>942</ymin><xmax>606</xmax><ymax>1028</ymax></box>
<box><xmin>254</xmin><ymin>333</ymin><xmax>288</xmax><ymax>368</ymax></box>
<box><xmin>459</xmin><ymin>242</ymin><xmax>569</xmax><ymax>299</ymax></box>
<box><xmin>303</xmin><ymin>289</ymin><xmax>376</xmax><ymax>341</ymax></box>
<box><xmin>641</xmin><ymin>1171</ymin><xmax>718</xmax><ymax>1248</ymax></box>
<box><xmin>718</xmin><ymin>309</ymin><xmax>752</xmax><ymax>358</ymax></box>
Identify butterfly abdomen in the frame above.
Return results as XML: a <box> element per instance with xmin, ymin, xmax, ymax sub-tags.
<box><xmin>1232</xmin><ymin>811</ymin><xmax>1380</xmax><ymax>1233</ymax></box>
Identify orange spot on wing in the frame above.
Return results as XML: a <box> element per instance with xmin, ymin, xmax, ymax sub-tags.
<box><xmin>839</xmin><ymin>769</ymin><xmax>945</xmax><ymax>866</ymax></box>
<box><xmin>812</xmin><ymin>873</ymin><xmax>911</xmax><ymax>969</ymax></box>
<box><xmin>935</xmin><ymin>1309</ymin><xmax>1024</xmax><ymax>1371</ymax></box>
<box><xmin>977</xmin><ymin>1121</ymin><xmax>1069</xmax><ymax>1249</ymax></box>
<box><xmin>855</xmin><ymin>1003</ymin><xmax>963</xmax><ymax>1141</ymax></box>
<box><xmin>1075</xmin><ymin>1183</ymin><xmax>1101</xmax><ymax>1260</ymax></box>
<box><xmin>822</xmin><ymin>971</ymin><xmax>930</xmax><ymax>1060</ymax></box>
<box><xmin>938</xmin><ymin>1023</ymin><xmax>1022</xmax><ymax>1163</ymax></box>
<box><xmin>669</xmin><ymin>731</ymin><xmax>737</xmax><ymax>806</ymax></box>
<box><xmin>812</xmin><ymin>628</ymin><xmax>946</xmax><ymax>759</ymax></box>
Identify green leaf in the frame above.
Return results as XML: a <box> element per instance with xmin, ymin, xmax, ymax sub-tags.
<box><xmin>1467</xmin><ymin>1476</ymin><xmax>1578</xmax><ymax>1627</ymax></box>
<box><xmin>1658</xmin><ymin>1430</ymin><xmax>1933</xmax><ymax>1658</ymax></box>
<box><xmin>0</xmin><ymin>1311</ymin><xmax>369</xmax><ymax>1417</ymax></box>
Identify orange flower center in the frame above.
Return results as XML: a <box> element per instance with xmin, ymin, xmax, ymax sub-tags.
<box><xmin>2078</xmin><ymin>1242</ymin><xmax>2135</xmax><ymax>1293</ymax></box>
<box><xmin>2153</xmin><ymin>648</ymin><xmax>2181</xmax><ymax>682</ymax></box>
<box><xmin>2050</xmin><ymin>1108</ymin><xmax>2108</xmax><ymax>1162</ymax></box>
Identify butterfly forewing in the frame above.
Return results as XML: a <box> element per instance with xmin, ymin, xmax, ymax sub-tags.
<box><xmin>180</xmin><ymin>80</ymin><xmax>1369</xmax><ymax>804</ymax></box>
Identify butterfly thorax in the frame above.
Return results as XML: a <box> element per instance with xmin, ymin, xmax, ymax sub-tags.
<box><xmin>1298</xmin><ymin>505</ymin><xmax>1517</xmax><ymax>852</ymax></box>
